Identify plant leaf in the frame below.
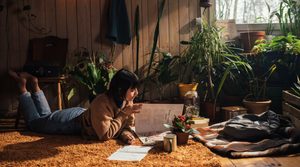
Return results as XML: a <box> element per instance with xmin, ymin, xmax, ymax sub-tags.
<box><xmin>68</xmin><ymin>88</ymin><xmax>76</xmax><ymax>100</ymax></box>
<box><xmin>164</xmin><ymin>124</ymin><xmax>173</xmax><ymax>130</ymax></box>
<box><xmin>69</xmin><ymin>67</ymin><xmax>91</xmax><ymax>88</ymax></box>
<box><xmin>142</xmin><ymin>0</ymin><xmax>165</xmax><ymax>101</ymax></box>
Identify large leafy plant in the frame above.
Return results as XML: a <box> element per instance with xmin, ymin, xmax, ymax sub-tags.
<box><xmin>252</xmin><ymin>33</ymin><xmax>300</xmax><ymax>55</ymax></box>
<box><xmin>63</xmin><ymin>48</ymin><xmax>116</xmax><ymax>100</ymax></box>
<box><xmin>145</xmin><ymin>48</ymin><xmax>180</xmax><ymax>100</ymax></box>
<box><xmin>180</xmin><ymin>18</ymin><xmax>252</xmax><ymax>102</ymax></box>
<box><xmin>179</xmin><ymin>17</ymin><xmax>254</xmax><ymax>119</ymax></box>
<box><xmin>252</xmin><ymin>33</ymin><xmax>300</xmax><ymax>77</ymax></box>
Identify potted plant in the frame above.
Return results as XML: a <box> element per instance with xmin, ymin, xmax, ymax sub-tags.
<box><xmin>252</xmin><ymin>33</ymin><xmax>300</xmax><ymax>86</ymax></box>
<box><xmin>63</xmin><ymin>47</ymin><xmax>116</xmax><ymax>103</ymax></box>
<box><xmin>240</xmin><ymin>31</ymin><xmax>265</xmax><ymax>53</ymax></box>
<box><xmin>243</xmin><ymin>64</ymin><xmax>277</xmax><ymax>114</ymax></box>
<box><xmin>143</xmin><ymin>47</ymin><xmax>180</xmax><ymax>103</ymax></box>
<box><xmin>275</xmin><ymin>0</ymin><xmax>300</xmax><ymax>37</ymax></box>
<box><xmin>176</xmin><ymin>46</ymin><xmax>199</xmax><ymax>98</ymax></box>
<box><xmin>256</xmin><ymin>1</ymin><xmax>276</xmax><ymax>41</ymax></box>
<box><xmin>180</xmin><ymin>17</ymin><xmax>253</xmax><ymax>119</ymax></box>
<box><xmin>164</xmin><ymin>115</ymin><xmax>200</xmax><ymax>145</ymax></box>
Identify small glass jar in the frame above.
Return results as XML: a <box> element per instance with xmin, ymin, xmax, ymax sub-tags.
<box><xmin>182</xmin><ymin>91</ymin><xmax>200</xmax><ymax>119</ymax></box>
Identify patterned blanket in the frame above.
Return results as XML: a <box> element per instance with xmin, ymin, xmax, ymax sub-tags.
<box><xmin>192</xmin><ymin>116</ymin><xmax>300</xmax><ymax>158</ymax></box>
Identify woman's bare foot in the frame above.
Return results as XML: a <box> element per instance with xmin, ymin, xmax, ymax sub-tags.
<box><xmin>8</xmin><ymin>70</ymin><xmax>27</xmax><ymax>95</ymax></box>
<box><xmin>18</xmin><ymin>72</ymin><xmax>40</xmax><ymax>93</ymax></box>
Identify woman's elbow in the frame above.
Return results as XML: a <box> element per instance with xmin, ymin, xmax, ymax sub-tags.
<box><xmin>99</xmin><ymin>133</ymin><xmax>114</xmax><ymax>141</ymax></box>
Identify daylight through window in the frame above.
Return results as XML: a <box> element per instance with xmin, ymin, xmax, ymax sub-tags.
<box><xmin>215</xmin><ymin>0</ymin><xmax>281</xmax><ymax>24</ymax></box>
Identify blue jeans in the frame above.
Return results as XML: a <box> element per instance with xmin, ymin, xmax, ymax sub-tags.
<box><xmin>18</xmin><ymin>90</ymin><xmax>86</xmax><ymax>135</ymax></box>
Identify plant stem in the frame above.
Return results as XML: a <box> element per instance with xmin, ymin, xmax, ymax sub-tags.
<box><xmin>141</xmin><ymin>0</ymin><xmax>165</xmax><ymax>101</ymax></box>
<box><xmin>263</xmin><ymin>77</ymin><xmax>266</xmax><ymax>100</ymax></box>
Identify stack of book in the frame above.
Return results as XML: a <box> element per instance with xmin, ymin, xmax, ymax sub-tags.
<box><xmin>189</xmin><ymin>117</ymin><xmax>209</xmax><ymax>128</ymax></box>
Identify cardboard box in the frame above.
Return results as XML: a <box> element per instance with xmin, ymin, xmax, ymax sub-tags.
<box><xmin>222</xmin><ymin>106</ymin><xmax>248</xmax><ymax>120</ymax></box>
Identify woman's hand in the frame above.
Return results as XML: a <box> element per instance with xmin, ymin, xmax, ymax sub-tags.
<box><xmin>124</xmin><ymin>134</ymin><xmax>135</xmax><ymax>144</ymax></box>
<box><xmin>123</xmin><ymin>103</ymin><xmax>143</xmax><ymax>115</ymax></box>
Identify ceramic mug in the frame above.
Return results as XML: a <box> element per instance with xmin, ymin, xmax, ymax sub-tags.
<box><xmin>164</xmin><ymin>134</ymin><xmax>177</xmax><ymax>153</ymax></box>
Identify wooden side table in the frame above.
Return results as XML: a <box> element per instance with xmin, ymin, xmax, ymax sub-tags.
<box><xmin>38</xmin><ymin>77</ymin><xmax>69</xmax><ymax>110</ymax></box>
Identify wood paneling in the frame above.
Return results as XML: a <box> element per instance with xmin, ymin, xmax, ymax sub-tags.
<box><xmin>0</xmin><ymin>0</ymin><xmax>200</xmax><ymax>113</ymax></box>
<box><xmin>45</xmin><ymin>0</ymin><xmax>58</xmax><ymax>110</ymax></box>
<box><xmin>140</xmin><ymin>0</ymin><xmax>150</xmax><ymax>100</ymax></box>
<box><xmin>169</xmin><ymin>0</ymin><xmax>180</xmax><ymax>98</ymax></box>
<box><xmin>66</xmin><ymin>0</ymin><xmax>80</xmax><ymax>108</ymax></box>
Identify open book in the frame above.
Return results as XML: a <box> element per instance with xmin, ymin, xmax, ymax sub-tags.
<box><xmin>132</xmin><ymin>104</ymin><xmax>184</xmax><ymax>145</ymax></box>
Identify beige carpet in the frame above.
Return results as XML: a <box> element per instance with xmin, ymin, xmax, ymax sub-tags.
<box><xmin>0</xmin><ymin>131</ymin><xmax>221</xmax><ymax>167</ymax></box>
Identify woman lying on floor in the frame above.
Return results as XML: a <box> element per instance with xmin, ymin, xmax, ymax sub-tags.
<box><xmin>9</xmin><ymin>68</ymin><xmax>143</xmax><ymax>144</ymax></box>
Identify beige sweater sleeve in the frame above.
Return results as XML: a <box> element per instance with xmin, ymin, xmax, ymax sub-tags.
<box><xmin>119</xmin><ymin>113</ymin><xmax>135</xmax><ymax>141</ymax></box>
<box><xmin>79</xmin><ymin>91</ymin><xmax>137</xmax><ymax>141</ymax></box>
<box><xmin>91</xmin><ymin>105</ymin><xmax>129</xmax><ymax>141</ymax></box>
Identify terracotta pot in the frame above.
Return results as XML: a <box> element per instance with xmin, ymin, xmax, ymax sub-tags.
<box><xmin>240</xmin><ymin>31</ymin><xmax>265</xmax><ymax>53</ymax></box>
<box><xmin>243</xmin><ymin>98</ymin><xmax>272</xmax><ymax>115</ymax></box>
<box><xmin>178</xmin><ymin>83</ymin><xmax>199</xmax><ymax>97</ymax></box>
<box><xmin>175</xmin><ymin>132</ymin><xmax>189</xmax><ymax>145</ymax></box>
<box><xmin>204</xmin><ymin>102</ymin><xmax>221</xmax><ymax>119</ymax></box>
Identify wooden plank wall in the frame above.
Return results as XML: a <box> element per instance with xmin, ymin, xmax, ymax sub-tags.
<box><xmin>0</xmin><ymin>0</ymin><xmax>200</xmax><ymax>113</ymax></box>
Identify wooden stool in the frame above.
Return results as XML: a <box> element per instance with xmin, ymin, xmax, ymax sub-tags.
<box><xmin>38</xmin><ymin>77</ymin><xmax>69</xmax><ymax>110</ymax></box>
<box><xmin>15</xmin><ymin>77</ymin><xmax>69</xmax><ymax>128</ymax></box>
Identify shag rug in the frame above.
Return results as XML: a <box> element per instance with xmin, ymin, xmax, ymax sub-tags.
<box><xmin>0</xmin><ymin>131</ymin><xmax>221</xmax><ymax>167</ymax></box>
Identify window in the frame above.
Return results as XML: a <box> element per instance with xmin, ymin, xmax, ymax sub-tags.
<box><xmin>211</xmin><ymin>0</ymin><xmax>284</xmax><ymax>36</ymax></box>
<box><xmin>215</xmin><ymin>0</ymin><xmax>281</xmax><ymax>24</ymax></box>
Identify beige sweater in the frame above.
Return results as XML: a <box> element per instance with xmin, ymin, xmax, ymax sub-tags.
<box><xmin>77</xmin><ymin>91</ymin><xmax>134</xmax><ymax>141</ymax></box>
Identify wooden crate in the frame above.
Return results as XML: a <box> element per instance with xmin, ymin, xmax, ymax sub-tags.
<box><xmin>282</xmin><ymin>90</ymin><xmax>300</xmax><ymax>129</ymax></box>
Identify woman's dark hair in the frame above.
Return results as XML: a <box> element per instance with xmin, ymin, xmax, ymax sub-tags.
<box><xmin>109</xmin><ymin>68</ymin><xmax>140</xmax><ymax>100</ymax></box>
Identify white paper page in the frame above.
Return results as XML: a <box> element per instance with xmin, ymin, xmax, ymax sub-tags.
<box><xmin>134</xmin><ymin>104</ymin><xmax>184</xmax><ymax>133</ymax></box>
<box><xmin>107</xmin><ymin>145</ymin><xmax>153</xmax><ymax>161</ymax></box>
<box><xmin>131</xmin><ymin>127</ymin><xmax>171</xmax><ymax>145</ymax></box>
